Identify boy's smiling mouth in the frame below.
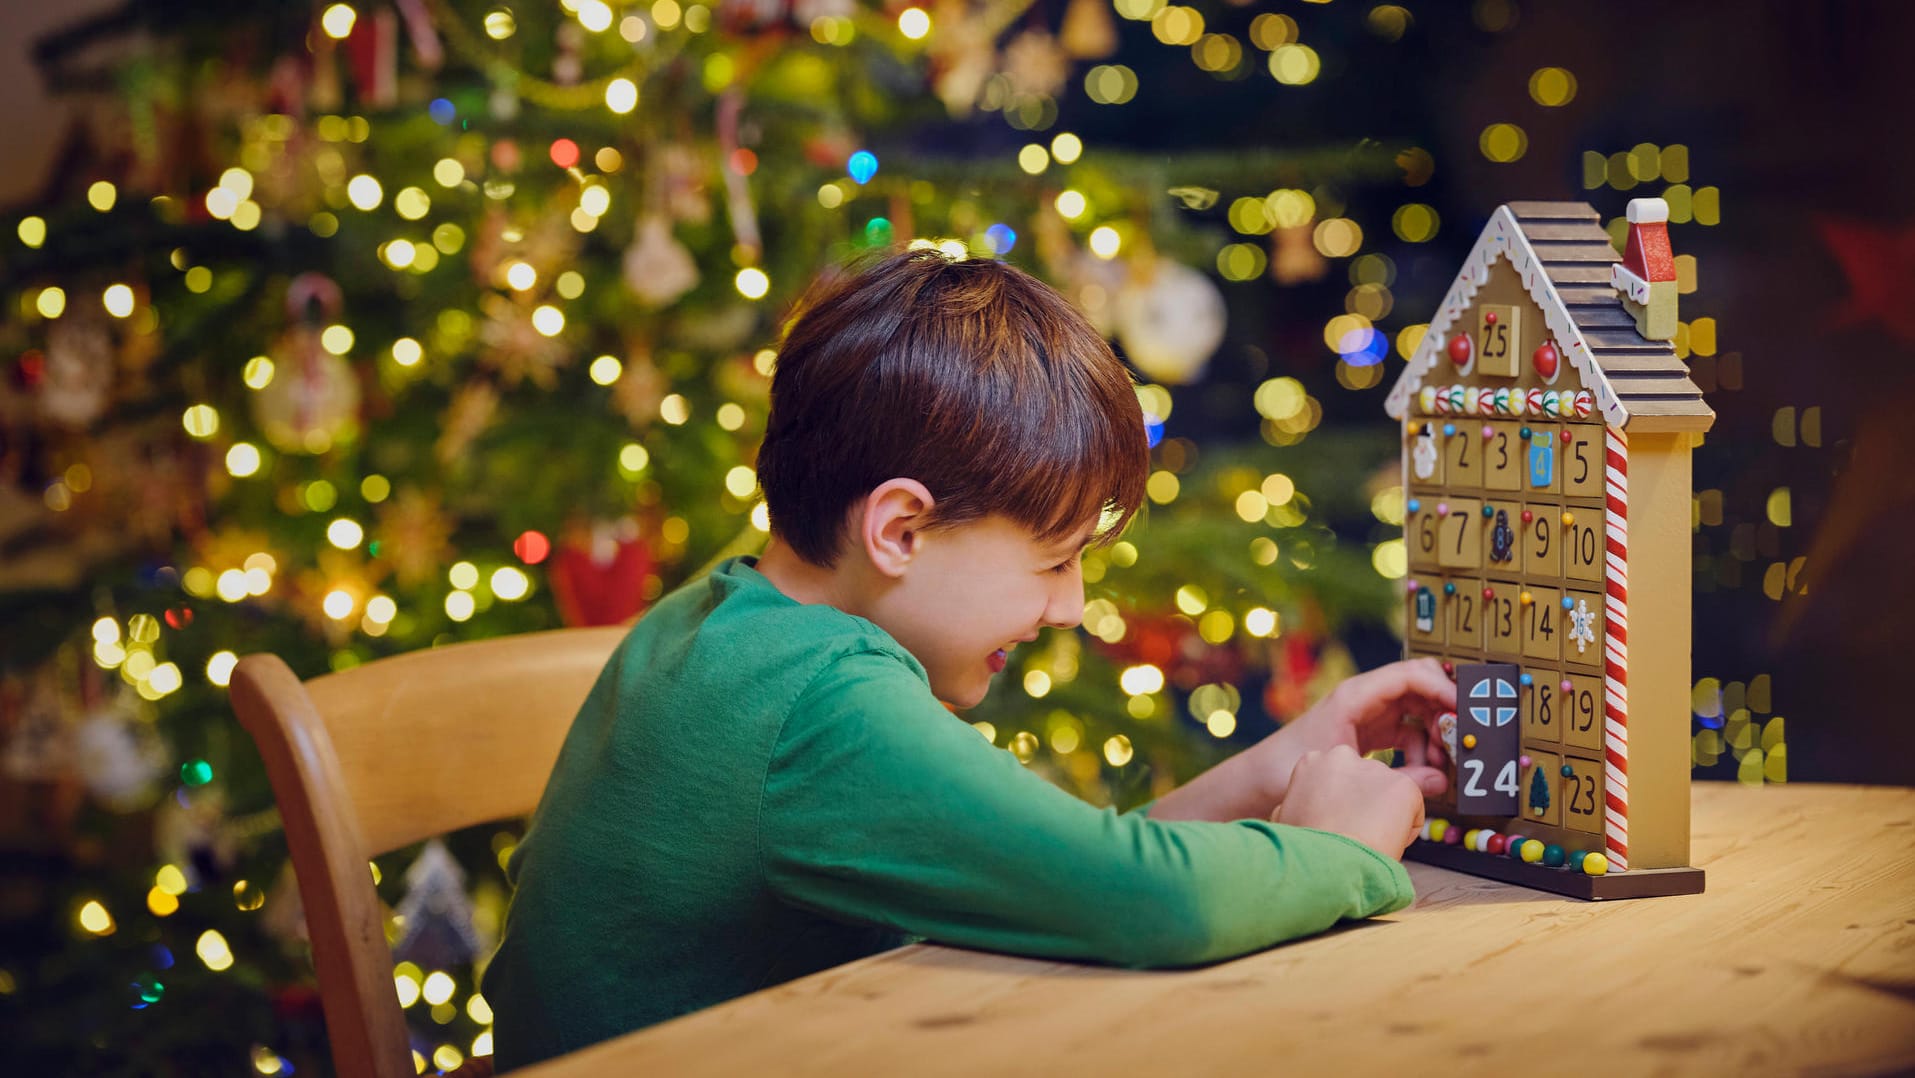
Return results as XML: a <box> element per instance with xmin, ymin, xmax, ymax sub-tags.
<box><xmin>988</xmin><ymin>648</ymin><xmax>1010</xmax><ymax>673</ymax></box>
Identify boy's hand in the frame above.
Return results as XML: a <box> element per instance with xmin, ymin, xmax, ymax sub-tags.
<box><xmin>1252</xmin><ymin>658</ymin><xmax>1455</xmax><ymax>807</ymax></box>
<box><xmin>1272</xmin><ymin>745</ymin><xmax>1426</xmax><ymax>859</ymax></box>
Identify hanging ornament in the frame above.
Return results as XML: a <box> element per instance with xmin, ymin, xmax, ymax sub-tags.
<box><xmin>72</xmin><ymin>692</ymin><xmax>167</xmax><ymax>810</ymax></box>
<box><xmin>1001</xmin><ymin>29</ymin><xmax>1070</xmax><ymax>99</ymax></box>
<box><xmin>2</xmin><ymin>671</ymin><xmax>71</xmax><ymax>783</ymax></box>
<box><xmin>392</xmin><ymin>0</ymin><xmax>444</xmax><ymax>69</ymax></box>
<box><xmin>660</xmin><ymin>144</ymin><xmax>713</xmax><ymax>225</ymax></box>
<box><xmin>488</xmin><ymin>85</ymin><xmax>520</xmax><ymax>122</ymax></box>
<box><xmin>1061</xmin><ymin>0</ymin><xmax>1118</xmax><ymax>58</ymax></box>
<box><xmin>435</xmin><ymin>381</ymin><xmax>500</xmax><ymax>466</ymax></box>
<box><xmin>927</xmin><ymin>0</ymin><xmax>997</xmax><ymax>117</ymax></box>
<box><xmin>253</xmin><ymin>275</ymin><xmax>361</xmax><ymax>454</ymax></box>
<box><xmin>611</xmin><ymin>346</ymin><xmax>667</xmax><ymax>429</ymax></box>
<box><xmin>550</xmin><ymin>517</ymin><xmax>655</xmax><ymax>627</ymax></box>
<box><xmin>623</xmin><ymin>215</ymin><xmax>701</xmax><ymax>308</ymax></box>
<box><xmin>342</xmin><ymin>7</ymin><xmax>400</xmax><ymax>107</ymax></box>
<box><xmin>716</xmin><ymin>92</ymin><xmax>762</xmax><ymax>262</ymax></box>
<box><xmin>792</xmin><ymin>0</ymin><xmax>855</xmax><ymax>20</ymax></box>
<box><xmin>477</xmin><ymin>293</ymin><xmax>570</xmax><ymax>389</ymax></box>
<box><xmin>552</xmin><ymin>21</ymin><xmax>585</xmax><ymax>86</ymax></box>
<box><xmin>155</xmin><ymin>785</ymin><xmax>238</xmax><ymax>888</ymax></box>
<box><xmin>1532</xmin><ymin>340</ymin><xmax>1560</xmax><ymax>380</ymax></box>
<box><xmin>392</xmin><ymin>839</ymin><xmax>486</xmax><ymax>970</ymax></box>
<box><xmin>38</xmin><ymin>316</ymin><xmax>116</xmax><ymax>429</ymax></box>
<box><xmin>1114</xmin><ymin>258</ymin><xmax>1228</xmax><ymax>385</ymax></box>
<box><xmin>1270</xmin><ymin>224</ymin><xmax>1327</xmax><ymax>284</ymax></box>
<box><xmin>717</xmin><ymin>0</ymin><xmax>786</xmax><ymax>34</ymax></box>
<box><xmin>372</xmin><ymin>487</ymin><xmax>457</xmax><ymax>588</ymax></box>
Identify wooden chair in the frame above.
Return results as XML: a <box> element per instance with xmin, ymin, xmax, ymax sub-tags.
<box><xmin>230</xmin><ymin>627</ymin><xmax>627</xmax><ymax>1078</ymax></box>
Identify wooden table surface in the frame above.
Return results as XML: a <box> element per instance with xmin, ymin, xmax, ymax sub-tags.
<box><xmin>522</xmin><ymin>783</ymin><xmax>1915</xmax><ymax>1076</ymax></box>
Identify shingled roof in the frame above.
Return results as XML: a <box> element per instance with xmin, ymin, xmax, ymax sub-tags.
<box><xmin>1384</xmin><ymin>201</ymin><xmax>1715</xmax><ymax>434</ymax></box>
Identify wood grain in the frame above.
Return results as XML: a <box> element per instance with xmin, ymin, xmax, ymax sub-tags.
<box><xmin>519</xmin><ymin>783</ymin><xmax>1915</xmax><ymax>1077</ymax></box>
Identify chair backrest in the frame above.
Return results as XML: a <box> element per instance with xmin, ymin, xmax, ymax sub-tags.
<box><xmin>230</xmin><ymin>627</ymin><xmax>627</xmax><ymax>1078</ymax></box>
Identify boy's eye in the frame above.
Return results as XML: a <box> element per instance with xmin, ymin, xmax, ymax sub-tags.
<box><xmin>1049</xmin><ymin>554</ymin><xmax>1078</xmax><ymax>575</ymax></box>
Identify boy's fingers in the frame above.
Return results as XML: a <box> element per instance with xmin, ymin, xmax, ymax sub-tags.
<box><xmin>1399</xmin><ymin>765</ymin><xmax>1448</xmax><ymax>797</ymax></box>
<box><xmin>1358</xmin><ymin>658</ymin><xmax>1457</xmax><ymax>714</ymax></box>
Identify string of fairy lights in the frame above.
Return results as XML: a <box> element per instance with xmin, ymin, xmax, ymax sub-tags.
<box><xmin>8</xmin><ymin>1</ymin><xmax>1793</xmax><ymax>1071</ymax></box>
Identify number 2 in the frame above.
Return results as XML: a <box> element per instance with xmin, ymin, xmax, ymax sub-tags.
<box><xmin>1462</xmin><ymin>758</ymin><xmax>1485</xmax><ymax>797</ymax></box>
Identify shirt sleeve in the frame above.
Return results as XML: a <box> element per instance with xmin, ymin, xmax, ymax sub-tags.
<box><xmin>758</xmin><ymin>650</ymin><xmax>1415</xmax><ymax>969</ymax></box>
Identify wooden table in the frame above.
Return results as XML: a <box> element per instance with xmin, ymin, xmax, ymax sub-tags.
<box><xmin>522</xmin><ymin>783</ymin><xmax>1915</xmax><ymax>1075</ymax></box>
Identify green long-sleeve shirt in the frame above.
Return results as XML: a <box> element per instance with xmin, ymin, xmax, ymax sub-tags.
<box><xmin>482</xmin><ymin>556</ymin><xmax>1412</xmax><ymax>1071</ymax></box>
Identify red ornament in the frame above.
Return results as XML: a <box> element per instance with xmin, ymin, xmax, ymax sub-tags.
<box><xmin>1561</xmin><ymin>429</ymin><xmax>1573</xmax><ymax>444</ymax></box>
<box><xmin>164</xmin><ymin>606</ymin><xmax>195</xmax><ymax>630</ymax></box>
<box><xmin>1521</xmin><ymin>510</ymin><xmax>1534</xmax><ymax>524</ymax></box>
<box><xmin>548</xmin><ymin>520</ymin><xmax>655</xmax><ymax>627</ymax></box>
<box><xmin>1484</xmin><ymin>311</ymin><xmax>1498</xmax><ymax>324</ymax></box>
<box><xmin>1447</xmin><ymin>333</ymin><xmax>1472</xmax><ymax>368</ymax></box>
<box><xmin>549</xmin><ymin>138</ymin><xmax>581</xmax><ymax>169</ymax></box>
<box><xmin>1482</xmin><ymin>586</ymin><xmax>1496</xmax><ymax>600</ymax></box>
<box><xmin>1532</xmin><ymin>341</ymin><xmax>1560</xmax><ymax>379</ymax></box>
<box><xmin>1487</xmin><ymin>833</ymin><xmax>1509</xmax><ymax>855</ymax></box>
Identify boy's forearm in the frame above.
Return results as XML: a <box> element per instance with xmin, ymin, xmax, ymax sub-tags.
<box><xmin>1146</xmin><ymin>737</ymin><xmax>1286</xmax><ymax>822</ymax></box>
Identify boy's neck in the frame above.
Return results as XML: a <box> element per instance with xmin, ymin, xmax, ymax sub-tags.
<box><xmin>755</xmin><ymin>535</ymin><xmax>862</xmax><ymax>613</ymax></box>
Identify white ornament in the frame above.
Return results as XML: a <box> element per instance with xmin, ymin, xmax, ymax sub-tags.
<box><xmin>1114</xmin><ymin>259</ymin><xmax>1227</xmax><ymax>386</ymax></box>
<box><xmin>1412</xmin><ymin>427</ymin><xmax>1438</xmax><ymax>480</ymax></box>
<box><xmin>1568</xmin><ymin>598</ymin><xmax>1597</xmax><ymax>654</ymax></box>
<box><xmin>622</xmin><ymin>215</ymin><xmax>700</xmax><ymax>308</ymax></box>
<box><xmin>73</xmin><ymin>704</ymin><xmax>167</xmax><ymax>808</ymax></box>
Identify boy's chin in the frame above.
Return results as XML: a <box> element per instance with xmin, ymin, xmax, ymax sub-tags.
<box><xmin>930</xmin><ymin>674</ymin><xmax>991</xmax><ymax>710</ymax></box>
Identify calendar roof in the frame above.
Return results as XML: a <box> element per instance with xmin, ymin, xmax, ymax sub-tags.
<box><xmin>1384</xmin><ymin>202</ymin><xmax>1715</xmax><ymax>433</ymax></box>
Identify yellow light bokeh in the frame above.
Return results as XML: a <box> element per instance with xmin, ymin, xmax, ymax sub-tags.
<box><xmin>320</xmin><ymin>3</ymin><xmax>357</xmax><ymax>39</ymax></box>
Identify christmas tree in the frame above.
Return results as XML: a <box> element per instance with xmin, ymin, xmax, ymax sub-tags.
<box><xmin>0</xmin><ymin>1</ymin><xmax>1458</xmax><ymax>1071</ymax></box>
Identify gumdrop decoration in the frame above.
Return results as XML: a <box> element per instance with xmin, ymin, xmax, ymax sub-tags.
<box><xmin>1447</xmin><ymin>332</ymin><xmax>1472</xmax><ymax>370</ymax></box>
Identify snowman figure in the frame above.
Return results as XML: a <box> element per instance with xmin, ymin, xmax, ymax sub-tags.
<box><xmin>1412</xmin><ymin>426</ymin><xmax>1439</xmax><ymax>481</ymax></box>
<box><xmin>1490</xmin><ymin>509</ymin><xmax>1515</xmax><ymax>563</ymax></box>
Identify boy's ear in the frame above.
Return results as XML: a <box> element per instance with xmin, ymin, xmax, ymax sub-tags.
<box><xmin>859</xmin><ymin>478</ymin><xmax>936</xmax><ymax>578</ymax></box>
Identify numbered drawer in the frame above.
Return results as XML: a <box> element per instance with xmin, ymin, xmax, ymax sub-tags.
<box><xmin>1520</xmin><ymin>585</ymin><xmax>1562</xmax><ymax>662</ymax></box>
<box><xmin>1443</xmin><ymin>423</ymin><xmax>1483</xmax><ymax>488</ymax></box>
<box><xmin>1480</xmin><ymin>497</ymin><xmax>1523</xmax><ymax>575</ymax></box>
<box><xmin>1563</xmin><ymin>507</ymin><xmax>1605</xmax><ymax>583</ymax></box>
<box><xmin>1521</xmin><ymin>749</ymin><xmax>1563</xmax><ymax>829</ymax></box>
<box><xmin>1447</xmin><ymin>577</ymin><xmax>1484</xmax><ymax>651</ymax></box>
<box><xmin>1522</xmin><ymin>501</ymin><xmax>1561</xmax><ymax>578</ymax></box>
<box><xmin>1405</xmin><ymin>579</ymin><xmax>1446</xmax><ymax>649</ymax></box>
<box><xmin>1407</xmin><ymin>421</ymin><xmax>1444</xmax><ymax>487</ymax></box>
<box><xmin>1560</xmin><ymin>754</ymin><xmax>1605</xmax><ymax>835</ymax></box>
<box><xmin>1406</xmin><ymin>496</ymin><xmax>1442</xmax><ymax>571</ymax></box>
<box><xmin>1562</xmin><ymin>423</ymin><xmax>1604</xmax><ymax>498</ymax></box>
<box><xmin>1523</xmin><ymin>668</ymin><xmax>1563</xmax><ymax>746</ymax></box>
<box><xmin>1483</xmin><ymin>421</ymin><xmax>1524</xmax><ymax>491</ymax></box>
<box><xmin>1437</xmin><ymin>498</ymin><xmax>1482</xmax><ymax>571</ymax></box>
<box><xmin>1561</xmin><ymin>671</ymin><xmax>1604</xmax><ymax>753</ymax></box>
<box><xmin>1483</xmin><ymin>584</ymin><xmax>1521</xmax><ymax>660</ymax></box>
<box><xmin>1523</xmin><ymin>424</ymin><xmax>1560</xmax><ymax>495</ymax></box>
<box><xmin>1561</xmin><ymin>590</ymin><xmax>1605</xmax><ymax>670</ymax></box>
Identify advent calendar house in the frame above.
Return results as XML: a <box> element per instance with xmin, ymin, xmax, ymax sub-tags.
<box><xmin>1383</xmin><ymin>199</ymin><xmax>1714</xmax><ymax>899</ymax></box>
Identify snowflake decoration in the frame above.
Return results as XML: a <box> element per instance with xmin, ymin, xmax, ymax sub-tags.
<box><xmin>1568</xmin><ymin>598</ymin><xmax>1598</xmax><ymax>654</ymax></box>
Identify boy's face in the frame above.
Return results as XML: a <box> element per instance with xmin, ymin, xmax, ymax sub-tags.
<box><xmin>868</xmin><ymin>514</ymin><xmax>1091</xmax><ymax>709</ymax></box>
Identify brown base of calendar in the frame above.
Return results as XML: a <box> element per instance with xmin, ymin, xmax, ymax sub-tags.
<box><xmin>1406</xmin><ymin>840</ymin><xmax>1707</xmax><ymax>900</ymax></box>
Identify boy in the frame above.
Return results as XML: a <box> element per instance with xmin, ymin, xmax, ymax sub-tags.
<box><xmin>482</xmin><ymin>250</ymin><xmax>1453</xmax><ymax>1070</ymax></box>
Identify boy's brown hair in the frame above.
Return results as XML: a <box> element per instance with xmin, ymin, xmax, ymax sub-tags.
<box><xmin>757</xmin><ymin>249</ymin><xmax>1148</xmax><ymax>566</ymax></box>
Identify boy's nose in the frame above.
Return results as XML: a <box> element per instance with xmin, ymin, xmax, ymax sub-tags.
<box><xmin>1042</xmin><ymin>568</ymin><xmax>1085</xmax><ymax>630</ymax></box>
